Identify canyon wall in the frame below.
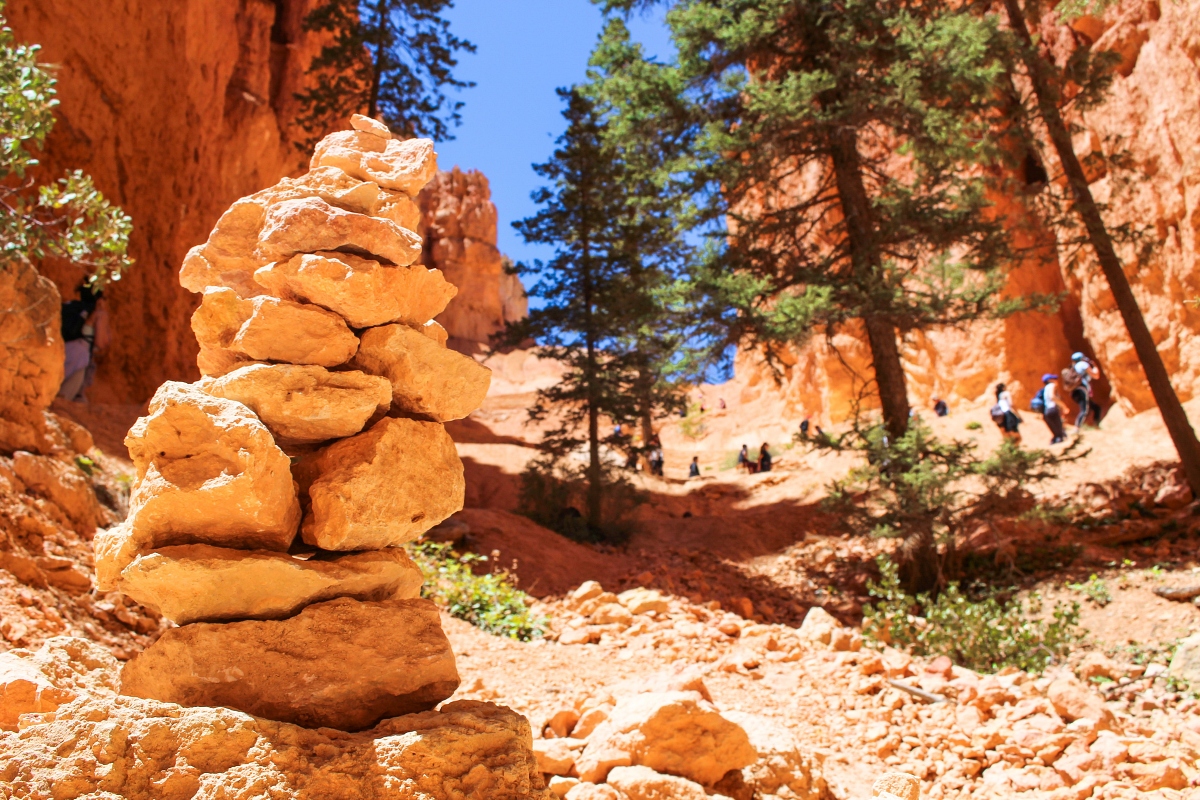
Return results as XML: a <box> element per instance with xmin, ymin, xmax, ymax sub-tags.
<box><xmin>730</xmin><ymin>0</ymin><xmax>1198</xmax><ymax>425</ymax></box>
<box><xmin>418</xmin><ymin>168</ymin><xmax>527</xmax><ymax>352</ymax></box>
<box><xmin>8</xmin><ymin>0</ymin><xmax>323</xmax><ymax>404</ymax></box>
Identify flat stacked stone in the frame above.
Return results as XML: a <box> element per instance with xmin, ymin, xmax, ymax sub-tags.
<box><xmin>94</xmin><ymin>116</ymin><xmax>492</xmax><ymax>732</ymax></box>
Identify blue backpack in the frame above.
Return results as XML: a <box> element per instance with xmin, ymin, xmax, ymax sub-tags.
<box><xmin>1030</xmin><ymin>387</ymin><xmax>1046</xmax><ymax>414</ymax></box>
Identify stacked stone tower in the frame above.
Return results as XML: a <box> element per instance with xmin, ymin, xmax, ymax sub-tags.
<box><xmin>93</xmin><ymin>116</ymin><xmax>491</xmax><ymax>731</ymax></box>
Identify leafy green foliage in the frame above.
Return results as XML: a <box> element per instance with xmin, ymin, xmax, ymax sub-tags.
<box><xmin>819</xmin><ymin>421</ymin><xmax>1082</xmax><ymax>590</ymax></box>
<box><xmin>0</xmin><ymin>6</ymin><xmax>132</xmax><ymax>286</ymax></box>
<box><xmin>864</xmin><ymin>556</ymin><xmax>1082</xmax><ymax>673</ymax></box>
<box><xmin>296</xmin><ymin>0</ymin><xmax>474</xmax><ymax>145</ymax></box>
<box><xmin>592</xmin><ymin>0</ymin><xmax>1040</xmax><ymax>437</ymax></box>
<box><xmin>407</xmin><ymin>541</ymin><xmax>547</xmax><ymax>641</ymax></box>
<box><xmin>1068</xmin><ymin>574</ymin><xmax>1112</xmax><ymax>606</ymax></box>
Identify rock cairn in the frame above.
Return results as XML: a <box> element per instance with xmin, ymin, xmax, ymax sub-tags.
<box><xmin>93</xmin><ymin>115</ymin><xmax>492</xmax><ymax>732</ymax></box>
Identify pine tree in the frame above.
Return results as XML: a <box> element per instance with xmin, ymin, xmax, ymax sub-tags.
<box><xmin>507</xmin><ymin>88</ymin><xmax>643</xmax><ymax>532</ymax></box>
<box><xmin>585</xmin><ymin>18</ymin><xmax>722</xmax><ymax>448</ymax></box>
<box><xmin>509</xmin><ymin>74</ymin><xmax>698</xmax><ymax>534</ymax></box>
<box><xmin>1000</xmin><ymin>0</ymin><xmax>1200</xmax><ymax>498</ymax></box>
<box><xmin>296</xmin><ymin>0</ymin><xmax>474</xmax><ymax>145</ymax></box>
<box><xmin>599</xmin><ymin>0</ymin><xmax>1018</xmax><ymax>440</ymax></box>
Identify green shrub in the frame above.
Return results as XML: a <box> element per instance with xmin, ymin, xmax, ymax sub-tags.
<box><xmin>818</xmin><ymin>422</ymin><xmax>1084</xmax><ymax>592</ymax></box>
<box><xmin>863</xmin><ymin>556</ymin><xmax>1082</xmax><ymax>673</ymax></box>
<box><xmin>407</xmin><ymin>541</ymin><xmax>547</xmax><ymax>641</ymax></box>
<box><xmin>1068</xmin><ymin>574</ymin><xmax>1112</xmax><ymax>606</ymax></box>
<box><xmin>966</xmin><ymin>421</ymin><xmax>982</xmax><ymax>431</ymax></box>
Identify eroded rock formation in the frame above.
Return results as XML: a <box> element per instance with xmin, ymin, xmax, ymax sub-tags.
<box><xmin>714</xmin><ymin>0</ymin><xmax>1200</xmax><ymax>427</ymax></box>
<box><xmin>418</xmin><ymin>167</ymin><xmax>528</xmax><ymax>350</ymax></box>
<box><xmin>92</xmin><ymin>117</ymin><xmax>506</xmax><ymax>738</ymax></box>
<box><xmin>8</xmin><ymin>0</ymin><xmax>330</xmax><ymax>404</ymax></box>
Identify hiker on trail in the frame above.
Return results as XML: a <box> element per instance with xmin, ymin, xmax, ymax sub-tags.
<box><xmin>1063</xmin><ymin>352</ymin><xmax>1102</xmax><ymax>430</ymax></box>
<box><xmin>933</xmin><ymin>398</ymin><xmax>949</xmax><ymax>417</ymax></box>
<box><xmin>990</xmin><ymin>383</ymin><xmax>1021</xmax><ymax>442</ymax></box>
<box><xmin>58</xmin><ymin>284</ymin><xmax>108</xmax><ymax>402</ymax></box>
<box><xmin>649</xmin><ymin>447</ymin><xmax>664</xmax><ymax>476</ymax></box>
<box><xmin>737</xmin><ymin>444</ymin><xmax>750</xmax><ymax>473</ymax></box>
<box><xmin>718</xmin><ymin>398</ymin><xmax>726</xmax><ymax>410</ymax></box>
<box><xmin>1033</xmin><ymin>373</ymin><xmax>1066</xmax><ymax>444</ymax></box>
<box><xmin>689</xmin><ymin>456</ymin><xmax>700</xmax><ymax>478</ymax></box>
<box><xmin>799</xmin><ymin>418</ymin><xmax>810</xmax><ymax>438</ymax></box>
<box><xmin>758</xmin><ymin>443</ymin><xmax>773</xmax><ymax>473</ymax></box>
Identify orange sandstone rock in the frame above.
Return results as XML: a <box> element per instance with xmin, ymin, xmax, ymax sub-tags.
<box><xmin>121</xmin><ymin>597</ymin><xmax>459</xmax><ymax>731</ymax></box>
<box><xmin>254</xmin><ymin>251</ymin><xmax>455</xmax><ymax>328</ymax></box>
<box><xmin>202</xmin><ymin>363</ymin><xmax>391</xmax><ymax>443</ymax></box>
<box><xmin>297</xmin><ymin>417</ymin><xmax>464</xmax><ymax>550</ymax></box>
<box><xmin>353</xmin><ymin>322</ymin><xmax>491</xmax><ymax>422</ymax></box>
<box><xmin>117</xmin><ymin>544</ymin><xmax>423</xmax><ymax>625</ymax></box>
<box><xmin>311</xmin><ymin>130</ymin><xmax>438</xmax><ymax>195</ymax></box>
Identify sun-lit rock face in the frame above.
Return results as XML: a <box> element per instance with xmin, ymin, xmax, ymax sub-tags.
<box><xmin>713</xmin><ymin>0</ymin><xmax>1200</xmax><ymax>426</ymax></box>
<box><xmin>418</xmin><ymin>167</ymin><xmax>528</xmax><ymax>349</ymax></box>
<box><xmin>88</xmin><ymin>117</ymin><xmax>504</xmax><ymax>739</ymax></box>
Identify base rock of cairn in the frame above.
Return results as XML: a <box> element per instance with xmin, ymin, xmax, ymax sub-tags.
<box><xmin>96</xmin><ymin>115</ymin><xmax>501</xmax><ymax>734</ymax></box>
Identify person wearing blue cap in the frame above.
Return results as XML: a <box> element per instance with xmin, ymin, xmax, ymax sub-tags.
<box><xmin>1038</xmin><ymin>373</ymin><xmax>1066</xmax><ymax>444</ymax></box>
<box><xmin>1062</xmin><ymin>352</ymin><xmax>1102</xmax><ymax>430</ymax></box>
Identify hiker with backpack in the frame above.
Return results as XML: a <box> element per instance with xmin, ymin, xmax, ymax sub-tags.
<box><xmin>58</xmin><ymin>284</ymin><xmax>108</xmax><ymax>402</ymax></box>
<box><xmin>1062</xmin><ymin>352</ymin><xmax>1102</xmax><ymax>430</ymax></box>
<box><xmin>990</xmin><ymin>383</ymin><xmax>1021</xmax><ymax>442</ymax></box>
<box><xmin>1031</xmin><ymin>373</ymin><xmax>1066</xmax><ymax>444</ymax></box>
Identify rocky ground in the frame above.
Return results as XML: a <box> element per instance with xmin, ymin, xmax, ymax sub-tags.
<box><xmin>4</xmin><ymin>388</ymin><xmax>1200</xmax><ymax>798</ymax></box>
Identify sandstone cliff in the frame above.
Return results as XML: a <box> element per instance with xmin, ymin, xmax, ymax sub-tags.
<box><xmin>724</xmin><ymin>0</ymin><xmax>1199</xmax><ymax>426</ymax></box>
<box><xmin>8</xmin><ymin>0</ymin><xmax>324</xmax><ymax>403</ymax></box>
<box><xmin>418</xmin><ymin>167</ymin><xmax>527</xmax><ymax>351</ymax></box>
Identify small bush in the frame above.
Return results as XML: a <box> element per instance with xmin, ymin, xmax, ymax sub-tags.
<box><xmin>863</xmin><ymin>556</ymin><xmax>1082</xmax><ymax>673</ymax></box>
<box><xmin>407</xmin><ymin>541</ymin><xmax>547</xmax><ymax>641</ymax></box>
<box><xmin>1068</xmin><ymin>574</ymin><xmax>1112</xmax><ymax>606</ymax></box>
<box><xmin>966</xmin><ymin>421</ymin><xmax>982</xmax><ymax>431</ymax></box>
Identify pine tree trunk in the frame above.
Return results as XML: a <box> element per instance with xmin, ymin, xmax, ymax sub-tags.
<box><xmin>1003</xmin><ymin>0</ymin><xmax>1200</xmax><ymax>498</ymax></box>
<box><xmin>828</xmin><ymin>126</ymin><xmax>912</xmax><ymax>439</ymax></box>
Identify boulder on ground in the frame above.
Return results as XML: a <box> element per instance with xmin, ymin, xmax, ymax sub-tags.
<box><xmin>97</xmin><ymin>383</ymin><xmax>300</xmax><ymax>589</ymax></box>
<box><xmin>118</xmin><ymin>544</ymin><xmax>423</xmax><ymax>624</ymax></box>
<box><xmin>192</xmin><ymin>287</ymin><xmax>358</xmax><ymax>370</ymax></box>
<box><xmin>618</xmin><ymin>588</ymin><xmax>669</xmax><ymax>615</ymax></box>
<box><xmin>0</xmin><ymin>652</ymin><xmax>75</xmax><ymax>731</ymax></box>
<box><xmin>179</xmin><ymin>166</ymin><xmax>421</xmax><ymax>297</ymax></box>
<box><xmin>311</xmin><ymin>130</ymin><xmax>438</xmax><ymax>195</ymax></box>
<box><xmin>1169</xmin><ymin>633</ymin><xmax>1200</xmax><ymax>686</ymax></box>
<box><xmin>352</xmin><ymin>323</ymin><xmax>491</xmax><ymax>422</ymax></box>
<box><xmin>295</xmin><ymin>417</ymin><xmax>464</xmax><ymax>550</ymax></box>
<box><xmin>121</xmin><ymin>597</ymin><xmax>459</xmax><ymax>731</ymax></box>
<box><xmin>202</xmin><ymin>363</ymin><xmax>391</xmax><ymax>443</ymax></box>
<box><xmin>0</xmin><ymin>637</ymin><xmax>118</xmax><ymax>731</ymax></box>
<box><xmin>798</xmin><ymin>605</ymin><xmax>838</xmax><ymax>644</ymax></box>
<box><xmin>11</xmin><ymin>451</ymin><xmax>103</xmax><ymax>534</ymax></box>
<box><xmin>1047</xmin><ymin>675</ymin><xmax>1118</xmax><ymax>732</ymax></box>
<box><xmin>255</xmin><ymin>252</ymin><xmax>456</xmax><ymax>329</ymax></box>
<box><xmin>606</xmin><ymin>765</ymin><xmax>711</xmax><ymax>800</ymax></box>
<box><xmin>722</xmin><ymin>710</ymin><xmax>826</xmax><ymax>800</ymax></box>
<box><xmin>575</xmin><ymin>691</ymin><xmax>755</xmax><ymax>785</ymax></box>
<box><xmin>873</xmin><ymin>772</ymin><xmax>921</xmax><ymax>800</ymax></box>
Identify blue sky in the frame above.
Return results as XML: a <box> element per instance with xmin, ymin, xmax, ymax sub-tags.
<box><xmin>434</xmin><ymin>1</ymin><xmax>673</xmax><ymax>273</ymax></box>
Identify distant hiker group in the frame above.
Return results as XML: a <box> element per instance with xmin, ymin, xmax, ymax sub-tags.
<box><xmin>992</xmin><ymin>352</ymin><xmax>1103</xmax><ymax>445</ymax></box>
<box><xmin>736</xmin><ymin>443</ymin><xmax>773</xmax><ymax>474</ymax></box>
